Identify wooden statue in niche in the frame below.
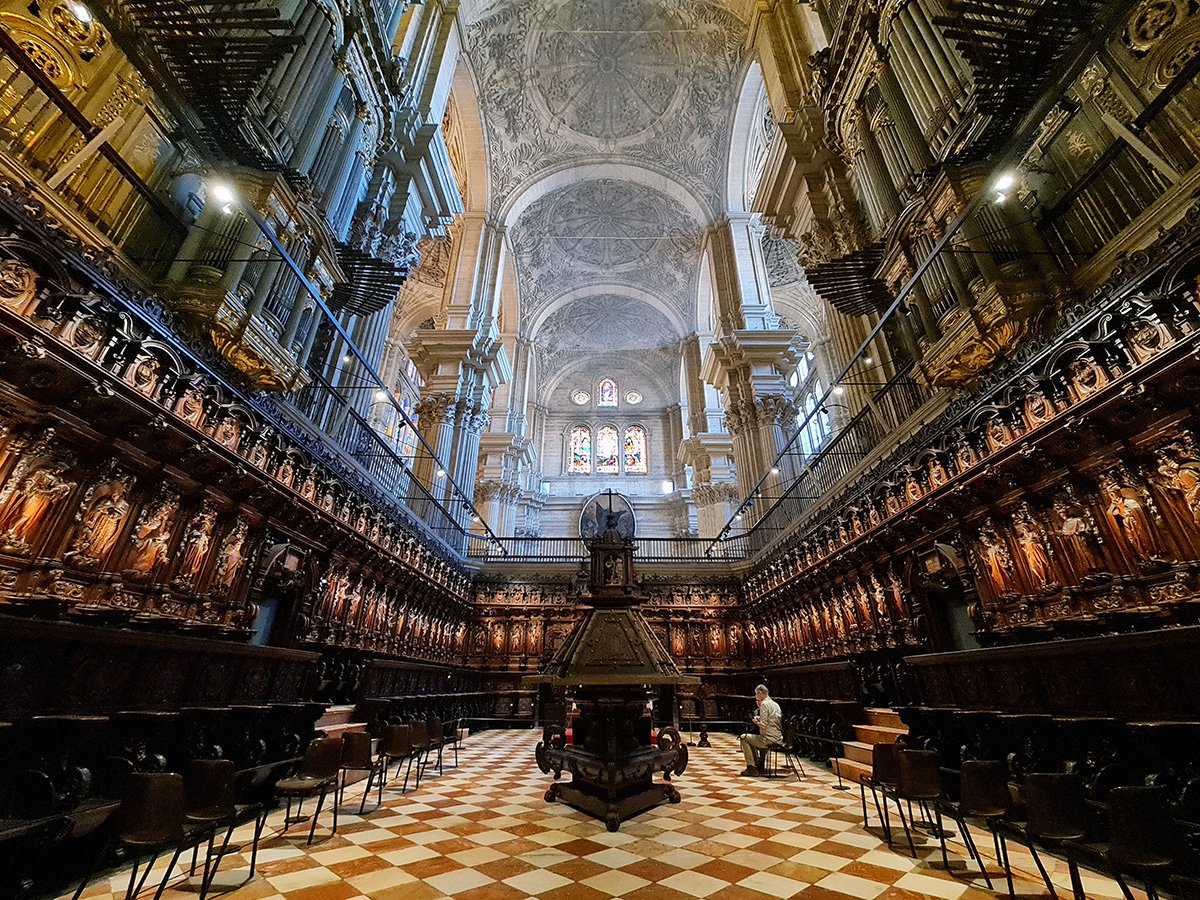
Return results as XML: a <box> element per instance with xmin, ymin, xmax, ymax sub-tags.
<box><xmin>1013</xmin><ymin>505</ymin><xmax>1055</xmax><ymax>589</ymax></box>
<box><xmin>928</xmin><ymin>456</ymin><xmax>951</xmax><ymax>489</ymax></box>
<box><xmin>127</xmin><ymin>357</ymin><xmax>162</xmax><ymax>397</ymax></box>
<box><xmin>0</xmin><ymin>453</ymin><xmax>76</xmax><ymax>552</ymax></box>
<box><xmin>977</xmin><ymin>523</ymin><xmax>1018</xmax><ymax>596</ymax></box>
<box><xmin>1051</xmin><ymin>490</ymin><xmax>1106</xmax><ymax>581</ymax></box>
<box><xmin>1152</xmin><ymin>437</ymin><xmax>1200</xmax><ymax>531</ymax></box>
<box><xmin>174</xmin><ymin>502</ymin><xmax>219</xmax><ymax>587</ymax></box>
<box><xmin>126</xmin><ymin>494</ymin><xmax>179</xmax><ymax>577</ymax></box>
<box><xmin>1099</xmin><ymin>467</ymin><xmax>1160</xmax><ymax>563</ymax></box>
<box><xmin>66</xmin><ymin>469</ymin><xmax>133</xmax><ymax>566</ymax></box>
<box><xmin>212</xmin><ymin>519</ymin><xmax>249</xmax><ymax>594</ymax></box>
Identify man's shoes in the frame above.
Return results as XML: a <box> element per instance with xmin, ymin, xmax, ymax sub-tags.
<box><xmin>738</xmin><ymin>767</ymin><xmax>761</xmax><ymax>777</ymax></box>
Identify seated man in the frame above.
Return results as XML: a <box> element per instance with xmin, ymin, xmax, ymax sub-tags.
<box><xmin>739</xmin><ymin>684</ymin><xmax>782</xmax><ymax>776</ymax></box>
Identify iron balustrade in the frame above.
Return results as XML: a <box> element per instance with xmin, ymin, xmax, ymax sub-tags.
<box><xmin>465</xmin><ymin>536</ymin><xmax>749</xmax><ymax>564</ymax></box>
<box><xmin>284</xmin><ymin>369</ymin><xmax>470</xmax><ymax>550</ymax></box>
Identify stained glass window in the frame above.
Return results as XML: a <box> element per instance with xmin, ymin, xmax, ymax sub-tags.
<box><xmin>596</xmin><ymin>426</ymin><xmax>619</xmax><ymax>474</ymax></box>
<box><xmin>597</xmin><ymin>378</ymin><xmax>618</xmax><ymax>407</ymax></box>
<box><xmin>623</xmin><ymin>426</ymin><xmax>647</xmax><ymax>474</ymax></box>
<box><xmin>568</xmin><ymin>425</ymin><xmax>592</xmax><ymax>474</ymax></box>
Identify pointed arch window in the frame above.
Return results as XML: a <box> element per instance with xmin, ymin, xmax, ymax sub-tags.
<box><xmin>568</xmin><ymin>425</ymin><xmax>592</xmax><ymax>475</ymax></box>
<box><xmin>596</xmin><ymin>425</ymin><xmax>620</xmax><ymax>474</ymax></box>
<box><xmin>623</xmin><ymin>426</ymin><xmax>647</xmax><ymax>474</ymax></box>
<box><xmin>597</xmin><ymin>378</ymin><xmax>618</xmax><ymax>407</ymax></box>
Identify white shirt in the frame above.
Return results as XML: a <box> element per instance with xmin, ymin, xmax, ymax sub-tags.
<box><xmin>756</xmin><ymin>697</ymin><xmax>783</xmax><ymax>744</ymax></box>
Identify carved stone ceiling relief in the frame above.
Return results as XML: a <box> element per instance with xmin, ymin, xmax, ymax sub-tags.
<box><xmin>512</xmin><ymin>179</ymin><xmax>702</xmax><ymax>331</ymax></box>
<box><xmin>536</xmin><ymin>295</ymin><xmax>681</xmax><ymax>389</ymax></box>
<box><xmin>465</xmin><ymin>0</ymin><xmax>748</xmax><ymax>210</ymax></box>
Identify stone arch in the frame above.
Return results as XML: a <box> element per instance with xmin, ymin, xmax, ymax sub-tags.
<box><xmin>726</xmin><ymin>60</ymin><xmax>769</xmax><ymax>215</ymax></box>
<box><xmin>540</xmin><ymin>352</ymin><xmax>676</xmax><ymax>409</ymax></box>
<box><xmin>447</xmin><ymin>57</ymin><xmax>490</xmax><ymax>214</ymax></box>
<box><xmin>499</xmin><ymin>161</ymin><xmax>714</xmax><ymax>230</ymax></box>
<box><xmin>525</xmin><ymin>284</ymin><xmax>688</xmax><ymax>343</ymax></box>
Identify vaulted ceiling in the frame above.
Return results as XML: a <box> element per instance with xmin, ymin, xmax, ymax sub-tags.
<box><xmin>461</xmin><ymin>0</ymin><xmax>752</xmax><ymax>407</ymax></box>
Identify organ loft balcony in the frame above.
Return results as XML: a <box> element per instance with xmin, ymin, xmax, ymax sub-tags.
<box><xmin>166</xmin><ymin>169</ymin><xmax>335</xmax><ymax>392</ymax></box>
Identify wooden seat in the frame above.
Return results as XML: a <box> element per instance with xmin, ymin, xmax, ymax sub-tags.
<box><xmin>184</xmin><ymin>759</ymin><xmax>267</xmax><ymax>894</ymax></box>
<box><xmin>339</xmin><ymin>731</ymin><xmax>386</xmax><ymax>814</ymax></box>
<box><xmin>275</xmin><ymin>738</ymin><xmax>341</xmax><ymax>844</ymax></box>
<box><xmin>73</xmin><ymin>773</ymin><xmax>213</xmax><ymax>900</ymax></box>
<box><xmin>378</xmin><ymin>724</ymin><xmax>418</xmax><ymax>792</ymax></box>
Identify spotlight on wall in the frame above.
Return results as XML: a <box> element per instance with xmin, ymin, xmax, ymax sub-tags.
<box><xmin>833</xmin><ymin>385</ymin><xmax>845</xmax><ymax>395</ymax></box>
<box><xmin>208</xmin><ymin>180</ymin><xmax>237</xmax><ymax>215</ymax></box>
<box><xmin>68</xmin><ymin>1</ymin><xmax>92</xmax><ymax>23</ymax></box>
<box><xmin>863</xmin><ymin>355</ymin><xmax>873</xmax><ymax>365</ymax></box>
<box><xmin>661</xmin><ymin>479</ymin><xmax>674</xmax><ymax>495</ymax></box>
<box><xmin>770</xmin><ymin>466</ymin><xmax>780</xmax><ymax>475</ymax></box>
<box><xmin>993</xmin><ymin>171</ymin><xmax>1017</xmax><ymax>205</ymax></box>
<box><xmin>436</xmin><ymin>469</ymin><xmax>446</xmax><ymax>478</ymax></box>
<box><xmin>374</xmin><ymin>389</ymin><xmax>388</xmax><ymax>401</ymax></box>
<box><xmin>735</xmin><ymin>513</ymin><xmax>744</xmax><ymax>522</ymax></box>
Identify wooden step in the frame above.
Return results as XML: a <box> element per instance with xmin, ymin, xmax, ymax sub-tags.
<box><xmin>841</xmin><ymin>740</ymin><xmax>875</xmax><ymax>765</ymax></box>
<box><xmin>864</xmin><ymin>707</ymin><xmax>905</xmax><ymax>730</ymax></box>
<box><xmin>832</xmin><ymin>756</ymin><xmax>872</xmax><ymax>784</ymax></box>
<box><xmin>316</xmin><ymin>704</ymin><xmax>357</xmax><ymax>729</ymax></box>
<box><xmin>853</xmin><ymin>723</ymin><xmax>907</xmax><ymax>744</ymax></box>
<box><xmin>317</xmin><ymin>721</ymin><xmax>368</xmax><ymax>740</ymax></box>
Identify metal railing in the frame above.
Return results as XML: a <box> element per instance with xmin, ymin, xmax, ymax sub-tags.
<box><xmin>283</xmin><ymin>369</ymin><xmax>475</xmax><ymax>550</ymax></box>
<box><xmin>466</xmin><ymin>535</ymin><xmax>749</xmax><ymax>564</ymax></box>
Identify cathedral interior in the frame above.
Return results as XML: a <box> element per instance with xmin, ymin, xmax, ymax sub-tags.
<box><xmin>1</xmin><ymin>0</ymin><xmax>1200</xmax><ymax>897</ymax></box>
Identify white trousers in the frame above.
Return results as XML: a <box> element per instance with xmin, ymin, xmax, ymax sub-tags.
<box><xmin>740</xmin><ymin>733</ymin><xmax>771</xmax><ymax>769</ymax></box>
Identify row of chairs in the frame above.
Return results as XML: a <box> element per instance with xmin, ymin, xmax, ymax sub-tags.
<box><xmin>277</xmin><ymin>717</ymin><xmax>460</xmax><ymax>845</ymax></box>
<box><xmin>69</xmin><ymin>717</ymin><xmax>463</xmax><ymax>899</ymax></box>
<box><xmin>72</xmin><ymin>760</ymin><xmax>266</xmax><ymax>900</ymax></box>
<box><xmin>860</xmin><ymin>744</ymin><xmax>1177</xmax><ymax>900</ymax></box>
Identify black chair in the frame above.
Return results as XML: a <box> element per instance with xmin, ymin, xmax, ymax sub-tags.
<box><xmin>441</xmin><ymin>717</ymin><xmax>461</xmax><ymax>769</ymax></box>
<box><xmin>860</xmin><ymin>742</ymin><xmax>900</xmax><ymax>844</ymax></box>
<box><xmin>340</xmin><ymin>731</ymin><xmax>386</xmax><ymax>815</ymax></box>
<box><xmin>184</xmin><ymin>759</ymin><xmax>267</xmax><ymax>895</ymax></box>
<box><xmin>1064</xmin><ymin>786</ymin><xmax>1176</xmax><ymax>900</ymax></box>
<box><xmin>425</xmin><ymin>716</ymin><xmax>446</xmax><ymax>776</ymax></box>
<box><xmin>1021</xmin><ymin>772</ymin><xmax>1091</xmax><ymax>900</ymax></box>
<box><xmin>763</xmin><ymin>722</ymin><xmax>805</xmax><ymax>781</ymax></box>
<box><xmin>378</xmin><ymin>724</ymin><xmax>416</xmax><ymax>790</ymax></box>
<box><xmin>409</xmin><ymin>720</ymin><xmax>432</xmax><ymax>789</ymax></box>
<box><xmin>275</xmin><ymin>737</ymin><xmax>341</xmax><ymax>844</ymax></box>
<box><xmin>937</xmin><ymin>760</ymin><xmax>1008</xmax><ymax>890</ymax></box>
<box><xmin>958</xmin><ymin>760</ymin><xmax>1016</xmax><ymax>897</ymax></box>
<box><xmin>893</xmin><ymin>750</ymin><xmax>951</xmax><ymax>866</ymax></box>
<box><xmin>73</xmin><ymin>773</ymin><xmax>213</xmax><ymax>900</ymax></box>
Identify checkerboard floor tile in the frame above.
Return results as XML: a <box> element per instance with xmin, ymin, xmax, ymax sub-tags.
<box><xmin>63</xmin><ymin>731</ymin><xmax>1150</xmax><ymax>900</ymax></box>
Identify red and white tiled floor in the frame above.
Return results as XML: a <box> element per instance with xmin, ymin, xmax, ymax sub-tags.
<box><xmin>66</xmin><ymin>730</ymin><xmax>1143</xmax><ymax>900</ymax></box>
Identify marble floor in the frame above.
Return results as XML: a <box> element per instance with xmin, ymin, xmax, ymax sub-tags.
<box><xmin>66</xmin><ymin>730</ymin><xmax>1141</xmax><ymax>900</ymax></box>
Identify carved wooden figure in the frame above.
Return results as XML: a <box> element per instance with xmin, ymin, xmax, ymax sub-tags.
<box><xmin>0</xmin><ymin>458</ymin><xmax>77</xmax><ymax>551</ymax></box>
<box><xmin>66</xmin><ymin>471</ymin><xmax>133</xmax><ymax>566</ymax></box>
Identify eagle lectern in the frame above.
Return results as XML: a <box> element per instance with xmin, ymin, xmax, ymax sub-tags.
<box><xmin>525</xmin><ymin>507</ymin><xmax>698</xmax><ymax>831</ymax></box>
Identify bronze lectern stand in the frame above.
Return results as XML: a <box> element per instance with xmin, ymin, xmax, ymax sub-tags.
<box><xmin>525</xmin><ymin>507</ymin><xmax>697</xmax><ymax>831</ymax></box>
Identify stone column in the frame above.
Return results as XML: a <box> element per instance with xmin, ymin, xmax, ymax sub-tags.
<box><xmin>707</xmin><ymin>216</ymin><xmax>778</xmax><ymax>334</ymax></box>
<box><xmin>702</xmin><ymin>330</ymin><xmax>804</xmax><ymax>521</ymax></box>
